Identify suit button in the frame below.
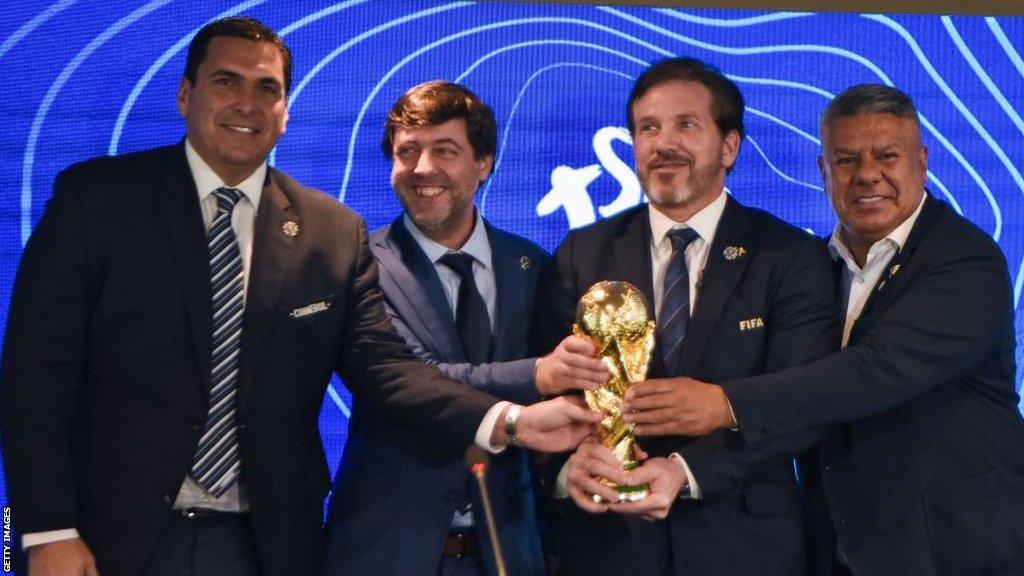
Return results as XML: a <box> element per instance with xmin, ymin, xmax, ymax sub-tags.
<box><xmin>444</xmin><ymin>489</ymin><xmax>460</xmax><ymax>503</ymax></box>
<box><xmin>839</xmin><ymin>518</ymin><xmax>848</xmax><ymax>525</ymax></box>
<box><xmin>238</xmin><ymin>423</ymin><xmax>246</xmax><ymax>431</ymax></box>
<box><xmin>192</xmin><ymin>423</ymin><xmax>202</xmax><ymax>431</ymax></box>
<box><xmin>163</xmin><ymin>493</ymin><xmax>172</xmax><ymax>503</ymax></box>
<box><xmin>763</xmin><ymin>422</ymin><xmax>777</xmax><ymax>434</ymax></box>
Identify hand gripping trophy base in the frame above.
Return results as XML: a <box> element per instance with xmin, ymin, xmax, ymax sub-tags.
<box><xmin>574</xmin><ymin>281</ymin><xmax>656</xmax><ymax>504</ymax></box>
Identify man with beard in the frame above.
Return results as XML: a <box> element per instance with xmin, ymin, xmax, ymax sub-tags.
<box><xmin>324</xmin><ymin>81</ymin><xmax>609</xmax><ymax>576</ymax></box>
<box><xmin>619</xmin><ymin>85</ymin><xmax>1024</xmax><ymax>575</ymax></box>
<box><xmin>0</xmin><ymin>21</ymin><xmax>599</xmax><ymax>576</ymax></box>
<box><xmin>538</xmin><ymin>57</ymin><xmax>840</xmax><ymax>575</ymax></box>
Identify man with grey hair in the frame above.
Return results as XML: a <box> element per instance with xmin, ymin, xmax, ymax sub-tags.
<box><xmin>619</xmin><ymin>84</ymin><xmax>1024</xmax><ymax>574</ymax></box>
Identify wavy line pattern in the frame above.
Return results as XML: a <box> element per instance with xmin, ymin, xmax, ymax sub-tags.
<box><xmin>2</xmin><ymin>1</ymin><xmax>1022</xmax><ymax>496</ymax></box>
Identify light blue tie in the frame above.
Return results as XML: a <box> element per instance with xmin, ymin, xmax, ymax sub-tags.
<box><xmin>658</xmin><ymin>227</ymin><xmax>700</xmax><ymax>373</ymax></box>
<box><xmin>191</xmin><ymin>187</ymin><xmax>245</xmax><ymax>497</ymax></box>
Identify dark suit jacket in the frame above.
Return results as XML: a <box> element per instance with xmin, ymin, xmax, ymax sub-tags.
<box><xmin>537</xmin><ymin>198</ymin><xmax>840</xmax><ymax>576</ymax></box>
<box><xmin>0</xmin><ymin>145</ymin><xmax>497</xmax><ymax>576</ymax></box>
<box><xmin>323</xmin><ymin>217</ymin><xmax>548</xmax><ymax>576</ymax></box>
<box><xmin>723</xmin><ymin>195</ymin><xmax>1024</xmax><ymax>576</ymax></box>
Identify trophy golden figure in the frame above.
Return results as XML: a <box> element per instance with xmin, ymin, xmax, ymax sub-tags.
<box><xmin>573</xmin><ymin>280</ymin><xmax>655</xmax><ymax>502</ymax></box>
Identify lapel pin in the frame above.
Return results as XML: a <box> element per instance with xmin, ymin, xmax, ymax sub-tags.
<box><xmin>889</xmin><ymin>263</ymin><xmax>900</xmax><ymax>277</ymax></box>
<box><xmin>519</xmin><ymin>255</ymin><xmax>531</xmax><ymax>271</ymax></box>
<box><xmin>282</xmin><ymin>221</ymin><xmax>299</xmax><ymax>237</ymax></box>
<box><xmin>723</xmin><ymin>246</ymin><xmax>747</xmax><ymax>261</ymax></box>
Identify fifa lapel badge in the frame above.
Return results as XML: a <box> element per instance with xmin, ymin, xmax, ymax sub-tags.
<box><xmin>519</xmin><ymin>255</ymin><xmax>531</xmax><ymax>271</ymax></box>
<box><xmin>723</xmin><ymin>246</ymin><xmax>747</xmax><ymax>261</ymax></box>
<box><xmin>282</xmin><ymin>221</ymin><xmax>299</xmax><ymax>237</ymax></box>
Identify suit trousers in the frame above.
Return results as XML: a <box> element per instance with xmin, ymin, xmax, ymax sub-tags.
<box><xmin>142</xmin><ymin>511</ymin><xmax>261</xmax><ymax>576</ymax></box>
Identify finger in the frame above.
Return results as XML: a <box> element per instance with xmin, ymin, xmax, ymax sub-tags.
<box><xmin>561</xmin><ymin>400</ymin><xmax>603</xmax><ymax>424</ymax></box>
<box><xmin>572</xmin><ymin>474</ymin><xmax>626</xmax><ymax>507</ymax></box>
<box><xmin>633</xmin><ymin>443</ymin><xmax>649</xmax><ymax>460</ymax></box>
<box><xmin>575</xmin><ymin>445</ymin><xmax>628</xmax><ymax>476</ymax></box>
<box><xmin>633</xmin><ymin>422</ymin><xmax>684</xmax><ymax>437</ymax></box>
<box><xmin>621</xmin><ymin>390</ymin><xmax>680</xmax><ymax>413</ymax></box>
<box><xmin>563</xmin><ymin>358</ymin><xmax>611</xmax><ymax>380</ymax></box>
<box><xmin>569</xmin><ymin>488</ymin><xmax>611</xmax><ymax>513</ymax></box>
<box><xmin>622</xmin><ymin>406</ymin><xmax>678</xmax><ymax>426</ymax></box>
<box><xmin>624</xmin><ymin>379</ymin><xmax>674</xmax><ymax>399</ymax></box>
<box><xmin>562</xmin><ymin>335</ymin><xmax>598</xmax><ymax>356</ymax></box>
<box><xmin>608</xmin><ymin>497</ymin><xmax>668</xmax><ymax>518</ymax></box>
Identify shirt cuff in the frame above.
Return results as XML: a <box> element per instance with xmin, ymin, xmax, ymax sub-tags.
<box><xmin>555</xmin><ymin>461</ymin><xmax>571</xmax><ymax>499</ymax></box>
<box><xmin>725</xmin><ymin>394</ymin><xmax>740</xmax><ymax>431</ymax></box>
<box><xmin>23</xmin><ymin>528</ymin><xmax>80</xmax><ymax>550</ymax></box>
<box><xmin>669</xmin><ymin>452</ymin><xmax>702</xmax><ymax>500</ymax></box>
<box><xmin>475</xmin><ymin>400</ymin><xmax>511</xmax><ymax>454</ymax></box>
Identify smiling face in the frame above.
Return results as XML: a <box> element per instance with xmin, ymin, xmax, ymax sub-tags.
<box><xmin>630</xmin><ymin>80</ymin><xmax>739</xmax><ymax>222</ymax></box>
<box><xmin>390</xmin><ymin>117</ymin><xmax>493</xmax><ymax>249</ymax></box>
<box><xmin>178</xmin><ymin>36</ymin><xmax>289</xmax><ymax>185</ymax></box>
<box><xmin>820</xmin><ymin>112</ymin><xmax>927</xmax><ymax>261</ymax></box>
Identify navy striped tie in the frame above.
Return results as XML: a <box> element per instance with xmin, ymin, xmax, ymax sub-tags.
<box><xmin>191</xmin><ymin>187</ymin><xmax>245</xmax><ymax>497</ymax></box>
<box><xmin>658</xmin><ymin>228</ymin><xmax>700</xmax><ymax>372</ymax></box>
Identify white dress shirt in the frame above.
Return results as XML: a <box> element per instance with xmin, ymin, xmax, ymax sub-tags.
<box><xmin>404</xmin><ymin>209</ymin><xmax>497</xmax><ymax>528</ymax></box>
<box><xmin>830</xmin><ymin>193</ymin><xmax>926</xmax><ymax>348</ymax></box>
<box><xmin>22</xmin><ymin>139</ymin><xmax>264</xmax><ymax>549</ymax></box>
<box><xmin>403</xmin><ymin>210</ymin><xmax>497</xmax><ymax>328</ymax></box>
<box><xmin>557</xmin><ymin>190</ymin><xmax>730</xmax><ymax>501</ymax></box>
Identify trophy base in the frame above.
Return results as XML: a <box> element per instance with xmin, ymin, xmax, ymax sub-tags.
<box><xmin>591</xmin><ymin>460</ymin><xmax>650</xmax><ymax>503</ymax></box>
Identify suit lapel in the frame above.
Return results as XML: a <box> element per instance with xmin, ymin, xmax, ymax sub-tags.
<box><xmin>150</xmin><ymin>145</ymin><xmax>213</xmax><ymax>395</ymax></box>
<box><xmin>675</xmin><ymin>197</ymin><xmax>753</xmax><ymax>374</ymax></box>
<box><xmin>385</xmin><ymin>218</ymin><xmax>464</xmax><ymax>361</ymax></box>
<box><xmin>488</xmin><ymin>222</ymin><xmax>529</xmax><ymax>362</ymax></box>
<box><xmin>609</xmin><ymin>207</ymin><xmax>662</xmax><ymax>375</ymax></box>
<box><xmin>854</xmin><ymin>193</ymin><xmax>940</xmax><ymax>333</ymax></box>
<box><xmin>238</xmin><ymin>170</ymin><xmax>300</xmax><ymax>408</ymax></box>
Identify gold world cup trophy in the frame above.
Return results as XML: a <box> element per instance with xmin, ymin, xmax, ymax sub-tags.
<box><xmin>574</xmin><ymin>280</ymin><xmax>655</xmax><ymax>502</ymax></box>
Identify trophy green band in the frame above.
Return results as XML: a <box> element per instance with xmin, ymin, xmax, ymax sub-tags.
<box><xmin>573</xmin><ymin>280</ymin><xmax>654</xmax><ymax>503</ymax></box>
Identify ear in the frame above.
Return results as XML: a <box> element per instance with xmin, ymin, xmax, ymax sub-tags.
<box><xmin>177</xmin><ymin>78</ymin><xmax>190</xmax><ymax>119</ymax></box>
<box><xmin>917</xmin><ymin>145</ymin><xmax>928</xmax><ymax>173</ymax></box>
<box><xmin>817</xmin><ymin>154</ymin><xmax>827</xmax><ymax>182</ymax></box>
<box><xmin>280</xmin><ymin>97</ymin><xmax>290</xmax><ymax>136</ymax></box>
<box><xmin>721</xmin><ymin>130</ymin><xmax>740</xmax><ymax>170</ymax></box>
<box><xmin>477</xmin><ymin>154</ymin><xmax>495</xmax><ymax>183</ymax></box>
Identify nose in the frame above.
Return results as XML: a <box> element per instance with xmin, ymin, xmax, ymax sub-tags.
<box><xmin>654</xmin><ymin>127</ymin><xmax>680</xmax><ymax>155</ymax></box>
<box><xmin>233</xmin><ymin>87</ymin><xmax>257</xmax><ymax>114</ymax></box>
<box><xmin>852</xmin><ymin>157</ymin><xmax>882</xmax><ymax>185</ymax></box>
<box><xmin>413</xmin><ymin>151</ymin><xmax>437</xmax><ymax>175</ymax></box>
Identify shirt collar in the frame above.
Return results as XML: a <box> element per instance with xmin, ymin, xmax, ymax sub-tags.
<box><xmin>648</xmin><ymin>188</ymin><xmax>728</xmax><ymax>249</ymax></box>
<box><xmin>828</xmin><ymin>191</ymin><xmax>927</xmax><ymax>264</ymax></box>
<box><xmin>403</xmin><ymin>208</ymin><xmax>492</xmax><ymax>269</ymax></box>
<box><xmin>185</xmin><ymin>138</ymin><xmax>265</xmax><ymax>210</ymax></box>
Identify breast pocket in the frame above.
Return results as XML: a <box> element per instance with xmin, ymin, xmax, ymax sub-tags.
<box><xmin>280</xmin><ymin>294</ymin><xmax>343</xmax><ymax>351</ymax></box>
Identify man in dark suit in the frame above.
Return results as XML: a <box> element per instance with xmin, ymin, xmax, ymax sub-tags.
<box><xmin>538</xmin><ymin>58</ymin><xmax>840</xmax><ymax>575</ymax></box>
<box><xmin>624</xmin><ymin>84</ymin><xmax>1024</xmax><ymax>575</ymax></box>
<box><xmin>0</xmin><ymin>18</ymin><xmax>597</xmax><ymax>576</ymax></box>
<box><xmin>324</xmin><ymin>81</ymin><xmax>607</xmax><ymax>576</ymax></box>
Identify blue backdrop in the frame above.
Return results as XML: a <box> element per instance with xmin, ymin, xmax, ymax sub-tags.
<box><xmin>1</xmin><ymin>0</ymin><xmax>1022</xmax><ymax>512</ymax></box>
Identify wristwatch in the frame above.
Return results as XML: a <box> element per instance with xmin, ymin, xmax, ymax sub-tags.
<box><xmin>504</xmin><ymin>405</ymin><xmax>521</xmax><ymax>448</ymax></box>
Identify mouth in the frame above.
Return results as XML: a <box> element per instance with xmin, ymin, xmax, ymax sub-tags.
<box><xmin>649</xmin><ymin>158</ymin><xmax>691</xmax><ymax>171</ymax></box>
<box><xmin>852</xmin><ymin>195</ymin><xmax>891</xmax><ymax>205</ymax></box>
<box><xmin>223</xmin><ymin>124</ymin><xmax>259</xmax><ymax>135</ymax></box>
<box><xmin>413</xmin><ymin>185</ymin><xmax>445</xmax><ymax>198</ymax></box>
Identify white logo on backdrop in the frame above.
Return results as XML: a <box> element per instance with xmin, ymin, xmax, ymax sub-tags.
<box><xmin>537</xmin><ymin>126</ymin><xmax>644</xmax><ymax>229</ymax></box>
